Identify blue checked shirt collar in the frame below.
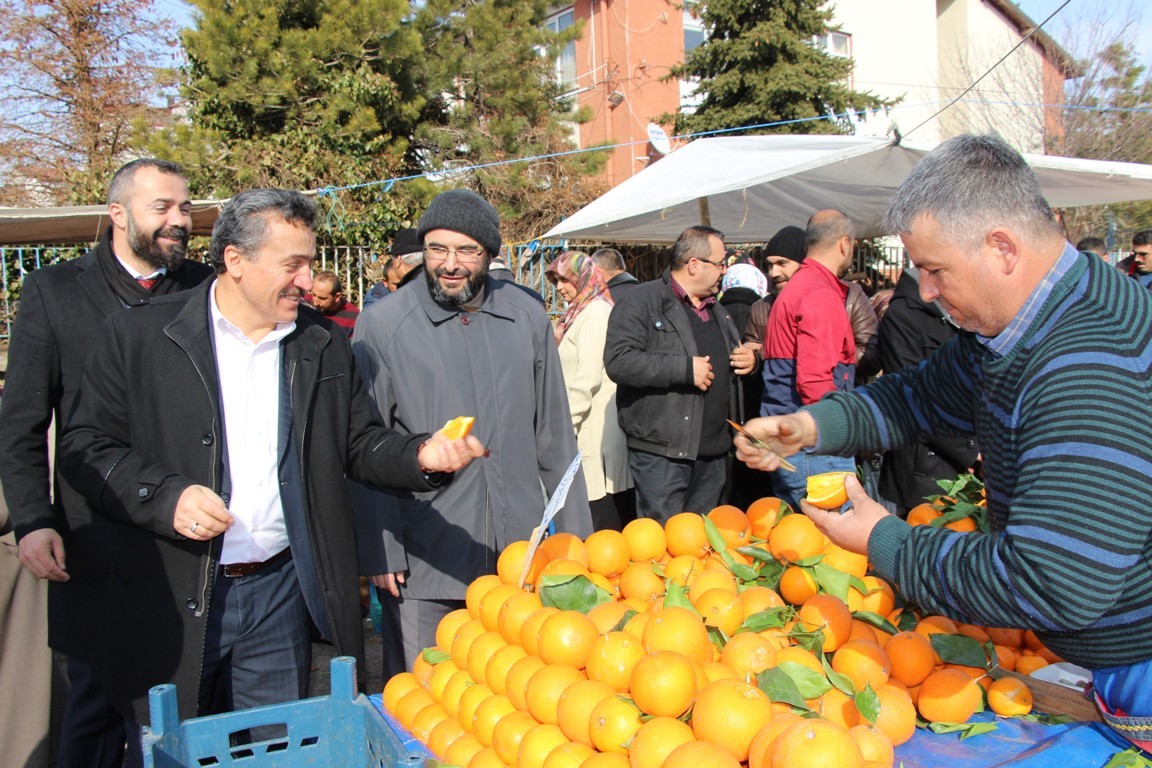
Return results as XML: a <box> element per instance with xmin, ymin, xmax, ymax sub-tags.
<box><xmin>977</xmin><ymin>242</ymin><xmax>1079</xmax><ymax>357</ymax></box>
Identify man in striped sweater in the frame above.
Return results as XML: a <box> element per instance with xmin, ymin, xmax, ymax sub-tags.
<box><xmin>736</xmin><ymin>134</ymin><xmax>1152</xmax><ymax>747</ymax></box>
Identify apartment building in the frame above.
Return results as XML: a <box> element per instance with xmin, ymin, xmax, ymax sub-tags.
<box><xmin>551</xmin><ymin>0</ymin><xmax>1076</xmax><ymax>186</ymax></box>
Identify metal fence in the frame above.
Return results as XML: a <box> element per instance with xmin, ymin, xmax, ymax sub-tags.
<box><xmin>313</xmin><ymin>245</ymin><xmax>385</xmax><ymax>309</ymax></box>
<box><xmin>3</xmin><ymin>240</ymin><xmax>1140</xmax><ymax>343</ymax></box>
<box><xmin>851</xmin><ymin>244</ymin><xmax>909</xmax><ymax>292</ymax></box>
<box><xmin>0</xmin><ymin>241</ymin><xmax>919</xmax><ymax>341</ymax></box>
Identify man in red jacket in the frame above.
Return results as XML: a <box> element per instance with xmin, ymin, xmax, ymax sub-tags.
<box><xmin>310</xmin><ymin>270</ymin><xmax>360</xmax><ymax>336</ymax></box>
<box><xmin>761</xmin><ymin>209</ymin><xmax>858</xmax><ymax>507</ymax></box>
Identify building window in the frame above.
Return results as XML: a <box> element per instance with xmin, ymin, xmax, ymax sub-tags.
<box><xmin>546</xmin><ymin>8</ymin><xmax>577</xmax><ymax>88</ymax></box>
<box><xmin>683</xmin><ymin>6</ymin><xmax>705</xmax><ymax>53</ymax></box>
<box><xmin>813</xmin><ymin>30</ymin><xmax>851</xmax><ymax>58</ymax></box>
<box><xmin>679</xmin><ymin>4</ymin><xmax>705</xmax><ymax>111</ymax></box>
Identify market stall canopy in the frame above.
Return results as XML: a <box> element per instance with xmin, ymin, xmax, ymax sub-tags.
<box><xmin>542</xmin><ymin>135</ymin><xmax>1152</xmax><ymax>244</ymax></box>
<box><xmin>0</xmin><ymin>199</ymin><xmax>226</xmax><ymax>246</ymax></box>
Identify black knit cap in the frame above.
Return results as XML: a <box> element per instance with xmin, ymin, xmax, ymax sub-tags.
<box><xmin>765</xmin><ymin>225</ymin><xmax>807</xmax><ymax>264</ymax></box>
<box><xmin>417</xmin><ymin>189</ymin><xmax>502</xmax><ymax>258</ymax></box>
<box><xmin>389</xmin><ymin>227</ymin><xmax>422</xmax><ymax>257</ymax></box>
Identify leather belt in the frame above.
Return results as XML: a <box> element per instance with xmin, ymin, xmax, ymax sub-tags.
<box><xmin>219</xmin><ymin>547</ymin><xmax>291</xmax><ymax>578</ymax></box>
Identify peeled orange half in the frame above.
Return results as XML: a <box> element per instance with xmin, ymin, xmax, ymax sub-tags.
<box><xmin>805</xmin><ymin>471</ymin><xmax>854</xmax><ymax>509</ymax></box>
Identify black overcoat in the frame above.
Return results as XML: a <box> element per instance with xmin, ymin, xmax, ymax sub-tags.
<box><xmin>876</xmin><ymin>271</ymin><xmax>978</xmax><ymax>510</ymax></box>
<box><xmin>59</xmin><ymin>279</ymin><xmax>436</xmax><ymax>723</ymax></box>
<box><xmin>0</xmin><ymin>232</ymin><xmax>211</xmax><ymax>660</ymax></box>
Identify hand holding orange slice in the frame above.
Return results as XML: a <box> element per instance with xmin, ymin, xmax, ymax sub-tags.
<box><xmin>804</xmin><ymin>471</ymin><xmax>854</xmax><ymax>509</ymax></box>
<box><xmin>441</xmin><ymin>416</ymin><xmax>475</xmax><ymax>441</ymax></box>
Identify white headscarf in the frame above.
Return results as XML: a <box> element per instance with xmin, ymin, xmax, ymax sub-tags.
<box><xmin>722</xmin><ymin>263</ymin><xmax>769</xmax><ymax>298</ymax></box>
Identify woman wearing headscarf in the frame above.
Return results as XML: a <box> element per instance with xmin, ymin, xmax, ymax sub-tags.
<box><xmin>719</xmin><ymin>262</ymin><xmax>771</xmax><ymax>510</ymax></box>
<box><xmin>546</xmin><ymin>251</ymin><xmax>635</xmax><ymax>530</ymax></box>
<box><xmin>719</xmin><ymin>262</ymin><xmax>769</xmax><ymax>336</ymax></box>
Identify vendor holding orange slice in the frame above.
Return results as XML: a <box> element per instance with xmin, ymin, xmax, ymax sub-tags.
<box><xmin>735</xmin><ymin>135</ymin><xmax>1152</xmax><ymax>749</ymax></box>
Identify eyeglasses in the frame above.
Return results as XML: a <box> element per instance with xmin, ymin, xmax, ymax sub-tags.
<box><xmin>424</xmin><ymin>244</ymin><xmax>485</xmax><ymax>264</ymax></box>
<box><xmin>695</xmin><ymin>256</ymin><xmax>728</xmax><ymax>271</ymax></box>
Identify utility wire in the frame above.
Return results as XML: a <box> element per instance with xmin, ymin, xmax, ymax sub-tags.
<box><xmin>902</xmin><ymin>0</ymin><xmax>1073</xmax><ymax>140</ymax></box>
<box><xmin>316</xmin><ymin>92</ymin><xmax>1150</xmax><ymax>203</ymax></box>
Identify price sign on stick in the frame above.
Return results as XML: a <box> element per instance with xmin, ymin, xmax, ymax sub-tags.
<box><xmin>519</xmin><ymin>451</ymin><xmax>582</xmax><ymax>588</ymax></box>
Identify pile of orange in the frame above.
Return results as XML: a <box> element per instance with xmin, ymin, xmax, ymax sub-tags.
<box><xmin>904</xmin><ymin>475</ymin><xmax>987</xmax><ymax>533</ymax></box>
<box><xmin>383</xmin><ymin>499</ymin><xmax>1047</xmax><ymax>768</ymax></box>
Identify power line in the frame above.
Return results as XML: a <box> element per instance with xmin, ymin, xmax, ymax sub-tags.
<box><xmin>314</xmin><ymin>93</ymin><xmax>1149</xmax><ymax>207</ymax></box>
<box><xmin>902</xmin><ymin>0</ymin><xmax>1074</xmax><ymax>140</ymax></box>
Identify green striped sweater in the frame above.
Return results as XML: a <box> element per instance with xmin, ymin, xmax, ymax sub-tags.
<box><xmin>807</xmin><ymin>249</ymin><xmax>1152</xmax><ymax>670</ymax></box>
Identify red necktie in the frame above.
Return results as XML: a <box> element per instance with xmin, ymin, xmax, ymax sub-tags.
<box><xmin>137</xmin><ymin>277</ymin><xmax>160</xmax><ymax>290</ymax></box>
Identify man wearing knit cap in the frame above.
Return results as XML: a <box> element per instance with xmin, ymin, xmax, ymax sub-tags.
<box><xmin>384</xmin><ymin>228</ymin><xmax>424</xmax><ymax>293</ymax></box>
<box><xmin>363</xmin><ymin>228</ymin><xmax>423</xmax><ymax>308</ymax></box>
<box><xmin>352</xmin><ymin>188</ymin><xmax>592</xmax><ymax>674</ymax></box>
<box><xmin>743</xmin><ymin>225</ymin><xmax>808</xmax><ymax>350</ymax></box>
<box><xmin>764</xmin><ymin>224</ymin><xmax>807</xmax><ymax>290</ymax></box>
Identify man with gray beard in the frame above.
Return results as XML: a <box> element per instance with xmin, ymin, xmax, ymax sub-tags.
<box><xmin>351</xmin><ymin>188</ymin><xmax>592</xmax><ymax>674</ymax></box>
<box><xmin>0</xmin><ymin>158</ymin><xmax>212</xmax><ymax>768</ymax></box>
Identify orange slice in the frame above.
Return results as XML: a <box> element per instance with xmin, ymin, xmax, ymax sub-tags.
<box><xmin>442</xmin><ymin>416</ymin><xmax>476</xmax><ymax>441</ymax></box>
<box><xmin>805</xmin><ymin>471</ymin><xmax>853</xmax><ymax>509</ymax></box>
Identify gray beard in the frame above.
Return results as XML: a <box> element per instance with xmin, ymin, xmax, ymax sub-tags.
<box><xmin>426</xmin><ymin>265</ymin><xmax>488</xmax><ymax>306</ymax></box>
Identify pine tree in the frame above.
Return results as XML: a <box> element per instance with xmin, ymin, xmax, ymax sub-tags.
<box><xmin>412</xmin><ymin>0</ymin><xmax>607</xmax><ymax>244</ymax></box>
<box><xmin>0</xmin><ymin>0</ymin><xmax>178</xmax><ymax>205</ymax></box>
<box><xmin>143</xmin><ymin>0</ymin><xmax>432</xmax><ymax>244</ymax></box>
<box><xmin>1058</xmin><ymin>39</ymin><xmax>1152</xmax><ymax>243</ymax></box>
<box><xmin>668</xmin><ymin>0</ymin><xmax>893</xmax><ymax>136</ymax></box>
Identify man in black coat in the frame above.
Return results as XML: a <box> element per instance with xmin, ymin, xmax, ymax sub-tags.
<box><xmin>593</xmin><ymin>247</ymin><xmax>640</xmax><ymax>302</ymax></box>
<box><xmin>876</xmin><ymin>268</ymin><xmax>978</xmax><ymax>514</ymax></box>
<box><xmin>604</xmin><ymin>226</ymin><xmax>755</xmax><ymax>522</ymax></box>
<box><xmin>0</xmin><ymin>158</ymin><xmax>213</xmax><ymax>768</ymax></box>
<box><xmin>58</xmin><ymin>190</ymin><xmax>485</xmax><ymax>753</ymax></box>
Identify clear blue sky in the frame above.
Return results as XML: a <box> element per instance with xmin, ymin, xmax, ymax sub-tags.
<box><xmin>154</xmin><ymin>0</ymin><xmax>1148</xmax><ymax>74</ymax></box>
<box><xmin>1014</xmin><ymin>0</ymin><xmax>1151</xmax><ymax>55</ymax></box>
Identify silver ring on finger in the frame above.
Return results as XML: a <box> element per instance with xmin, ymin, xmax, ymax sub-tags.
<box><xmin>190</xmin><ymin>522</ymin><xmax>199</xmax><ymax>534</ymax></box>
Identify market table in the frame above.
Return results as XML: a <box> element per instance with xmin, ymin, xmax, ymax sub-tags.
<box><xmin>371</xmin><ymin>696</ymin><xmax>1133</xmax><ymax>767</ymax></box>
<box><xmin>895</xmin><ymin>712</ymin><xmax>1131</xmax><ymax>766</ymax></box>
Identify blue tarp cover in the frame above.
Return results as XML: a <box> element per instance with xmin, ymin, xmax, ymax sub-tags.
<box><xmin>899</xmin><ymin>712</ymin><xmax>1131</xmax><ymax>766</ymax></box>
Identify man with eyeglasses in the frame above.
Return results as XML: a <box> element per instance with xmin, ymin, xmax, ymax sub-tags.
<box><xmin>351</xmin><ymin>188</ymin><xmax>591</xmax><ymax>675</ymax></box>
<box><xmin>760</xmin><ymin>209</ymin><xmax>859</xmax><ymax>509</ymax></box>
<box><xmin>604</xmin><ymin>225</ymin><xmax>756</xmax><ymax>523</ymax></box>
<box><xmin>1122</xmin><ymin>230</ymin><xmax>1152</xmax><ymax>289</ymax></box>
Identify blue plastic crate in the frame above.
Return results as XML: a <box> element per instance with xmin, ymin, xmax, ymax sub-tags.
<box><xmin>143</xmin><ymin>656</ymin><xmax>427</xmax><ymax>767</ymax></box>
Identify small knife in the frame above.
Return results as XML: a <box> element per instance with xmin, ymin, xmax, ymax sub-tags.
<box><xmin>727</xmin><ymin>419</ymin><xmax>797</xmax><ymax>472</ymax></box>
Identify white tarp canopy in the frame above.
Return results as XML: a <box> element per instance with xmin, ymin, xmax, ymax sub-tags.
<box><xmin>0</xmin><ymin>200</ymin><xmax>225</xmax><ymax>246</ymax></box>
<box><xmin>542</xmin><ymin>135</ymin><xmax>1152</xmax><ymax>244</ymax></box>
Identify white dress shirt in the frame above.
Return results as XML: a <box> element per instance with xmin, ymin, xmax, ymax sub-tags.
<box><xmin>114</xmin><ymin>253</ymin><xmax>165</xmax><ymax>280</ymax></box>
<box><xmin>210</xmin><ymin>282</ymin><xmax>296</xmax><ymax>564</ymax></box>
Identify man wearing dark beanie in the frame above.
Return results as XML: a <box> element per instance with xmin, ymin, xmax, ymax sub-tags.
<box><xmin>351</xmin><ymin>188</ymin><xmax>592</xmax><ymax>676</ymax></box>
<box><xmin>764</xmin><ymin>224</ymin><xmax>807</xmax><ymax>291</ymax></box>
<box><xmin>743</xmin><ymin>224</ymin><xmax>808</xmax><ymax>351</ymax></box>
<box><xmin>383</xmin><ymin>227</ymin><xmax>425</xmax><ymax>293</ymax></box>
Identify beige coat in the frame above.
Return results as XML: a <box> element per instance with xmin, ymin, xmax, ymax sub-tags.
<box><xmin>0</xmin><ymin>484</ymin><xmax>54</xmax><ymax>768</ymax></box>
<box><xmin>557</xmin><ymin>298</ymin><xmax>632</xmax><ymax>500</ymax></box>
